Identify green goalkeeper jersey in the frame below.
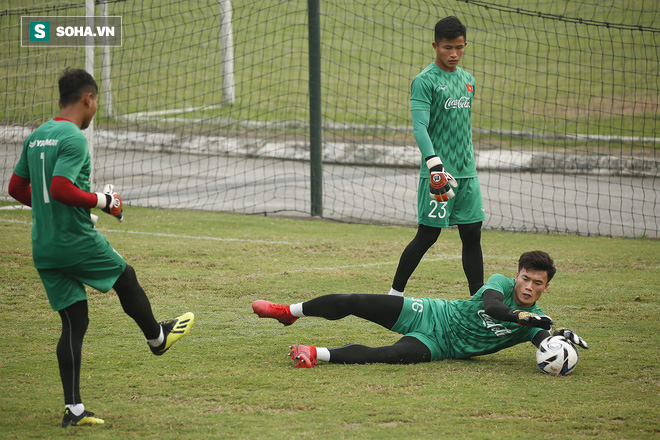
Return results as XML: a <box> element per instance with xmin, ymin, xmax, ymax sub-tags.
<box><xmin>394</xmin><ymin>273</ymin><xmax>546</xmax><ymax>360</ymax></box>
<box><xmin>13</xmin><ymin>118</ymin><xmax>110</xmax><ymax>269</ymax></box>
<box><xmin>411</xmin><ymin>63</ymin><xmax>477</xmax><ymax>179</ymax></box>
<box><xmin>440</xmin><ymin>274</ymin><xmax>546</xmax><ymax>359</ymax></box>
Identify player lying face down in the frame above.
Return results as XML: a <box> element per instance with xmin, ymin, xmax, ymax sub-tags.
<box><xmin>252</xmin><ymin>250</ymin><xmax>588</xmax><ymax>368</ymax></box>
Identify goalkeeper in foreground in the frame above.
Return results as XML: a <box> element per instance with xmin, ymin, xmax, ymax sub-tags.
<box><xmin>253</xmin><ymin>250</ymin><xmax>587</xmax><ymax>368</ymax></box>
<box><xmin>8</xmin><ymin>68</ymin><xmax>194</xmax><ymax>427</ymax></box>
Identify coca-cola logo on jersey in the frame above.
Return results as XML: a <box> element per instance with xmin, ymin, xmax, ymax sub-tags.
<box><xmin>444</xmin><ymin>96</ymin><xmax>471</xmax><ymax>109</ymax></box>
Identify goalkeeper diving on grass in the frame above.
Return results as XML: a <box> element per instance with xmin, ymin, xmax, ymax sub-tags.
<box><xmin>8</xmin><ymin>68</ymin><xmax>194</xmax><ymax>427</ymax></box>
<box><xmin>252</xmin><ymin>251</ymin><xmax>588</xmax><ymax>368</ymax></box>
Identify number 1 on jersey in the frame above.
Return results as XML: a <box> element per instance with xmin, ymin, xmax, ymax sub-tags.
<box><xmin>40</xmin><ymin>152</ymin><xmax>50</xmax><ymax>204</ymax></box>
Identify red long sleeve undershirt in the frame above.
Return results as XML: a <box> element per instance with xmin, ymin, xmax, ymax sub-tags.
<box><xmin>8</xmin><ymin>173</ymin><xmax>31</xmax><ymax>206</ymax></box>
<box><xmin>51</xmin><ymin>176</ymin><xmax>97</xmax><ymax>207</ymax></box>
<box><xmin>8</xmin><ymin>173</ymin><xmax>97</xmax><ymax>208</ymax></box>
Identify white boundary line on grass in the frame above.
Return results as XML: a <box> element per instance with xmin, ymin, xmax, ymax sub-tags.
<box><xmin>235</xmin><ymin>254</ymin><xmax>462</xmax><ymax>280</ymax></box>
<box><xmin>1</xmin><ymin>214</ymin><xmax>588</xmax><ymax>279</ymax></box>
<box><xmin>0</xmin><ymin>218</ymin><xmax>298</xmax><ymax>246</ymax></box>
<box><xmin>99</xmin><ymin>228</ymin><xmax>298</xmax><ymax>245</ymax></box>
<box><xmin>0</xmin><ymin>217</ymin><xmax>464</xmax><ymax>277</ymax></box>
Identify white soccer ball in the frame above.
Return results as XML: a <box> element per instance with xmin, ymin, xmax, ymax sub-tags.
<box><xmin>536</xmin><ymin>336</ymin><xmax>579</xmax><ymax>376</ymax></box>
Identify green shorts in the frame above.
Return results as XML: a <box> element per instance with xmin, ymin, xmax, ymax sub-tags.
<box><xmin>417</xmin><ymin>176</ymin><xmax>486</xmax><ymax>228</ymax></box>
<box><xmin>37</xmin><ymin>245</ymin><xmax>126</xmax><ymax>311</ymax></box>
<box><xmin>391</xmin><ymin>297</ymin><xmax>450</xmax><ymax>361</ymax></box>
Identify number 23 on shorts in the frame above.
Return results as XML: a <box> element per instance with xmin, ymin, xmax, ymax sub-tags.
<box><xmin>428</xmin><ymin>200</ymin><xmax>447</xmax><ymax>219</ymax></box>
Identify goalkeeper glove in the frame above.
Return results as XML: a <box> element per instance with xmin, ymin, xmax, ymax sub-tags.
<box><xmin>426</xmin><ymin>155</ymin><xmax>458</xmax><ymax>202</ymax></box>
<box><xmin>553</xmin><ymin>328</ymin><xmax>589</xmax><ymax>349</ymax></box>
<box><xmin>512</xmin><ymin>309</ymin><xmax>554</xmax><ymax>330</ymax></box>
<box><xmin>95</xmin><ymin>184</ymin><xmax>123</xmax><ymax>222</ymax></box>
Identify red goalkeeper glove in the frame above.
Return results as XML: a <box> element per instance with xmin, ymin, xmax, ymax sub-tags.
<box><xmin>426</xmin><ymin>155</ymin><xmax>458</xmax><ymax>202</ymax></box>
<box><xmin>95</xmin><ymin>184</ymin><xmax>123</xmax><ymax>222</ymax></box>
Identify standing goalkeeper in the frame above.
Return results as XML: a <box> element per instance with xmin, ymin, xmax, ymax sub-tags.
<box><xmin>390</xmin><ymin>16</ymin><xmax>485</xmax><ymax>297</ymax></box>
<box><xmin>8</xmin><ymin>68</ymin><xmax>194</xmax><ymax>427</ymax></box>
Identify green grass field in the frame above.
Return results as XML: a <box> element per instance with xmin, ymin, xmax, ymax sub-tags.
<box><xmin>1</xmin><ymin>204</ymin><xmax>658</xmax><ymax>439</ymax></box>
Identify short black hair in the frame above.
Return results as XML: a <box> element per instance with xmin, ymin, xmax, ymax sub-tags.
<box><xmin>58</xmin><ymin>68</ymin><xmax>98</xmax><ymax>107</ymax></box>
<box><xmin>518</xmin><ymin>251</ymin><xmax>557</xmax><ymax>282</ymax></box>
<box><xmin>434</xmin><ymin>16</ymin><xmax>467</xmax><ymax>43</ymax></box>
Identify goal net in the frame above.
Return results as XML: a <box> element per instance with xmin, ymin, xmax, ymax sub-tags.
<box><xmin>1</xmin><ymin>0</ymin><xmax>658</xmax><ymax>237</ymax></box>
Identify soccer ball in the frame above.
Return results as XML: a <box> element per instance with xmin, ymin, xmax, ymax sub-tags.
<box><xmin>536</xmin><ymin>336</ymin><xmax>579</xmax><ymax>376</ymax></box>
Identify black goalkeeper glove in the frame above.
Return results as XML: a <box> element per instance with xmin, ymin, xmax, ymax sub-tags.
<box><xmin>554</xmin><ymin>328</ymin><xmax>589</xmax><ymax>349</ymax></box>
<box><xmin>512</xmin><ymin>309</ymin><xmax>554</xmax><ymax>330</ymax></box>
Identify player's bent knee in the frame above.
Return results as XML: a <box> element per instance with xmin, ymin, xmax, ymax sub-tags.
<box><xmin>345</xmin><ymin>293</ymin><xmax>365</xmax><ymax>305</ymax></box>
<box><xmin>416</xmin><ymin>225</ymin><xmax>441</xmax><ymax>247</ymax></box>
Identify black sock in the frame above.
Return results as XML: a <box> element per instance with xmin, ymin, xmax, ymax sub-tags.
<box><xmin>57</xmin><ymin>301</ymin><xmax>88</xmax><ymax>405</ymax></box>
<box><xmin>329</xmin><ymin>337</ymin><xmax>431</xmax><ymax>364</ymax></box>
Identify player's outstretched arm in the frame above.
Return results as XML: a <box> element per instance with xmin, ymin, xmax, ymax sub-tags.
<box><xmin>532</xmin><ymin>330</ymin><xmax>551</xmax><ymax>348</ymax></box>
<box><xmin>511</xmin><ymin>309</ymin><xmax>554</xmax><ymax>330</ymax></box>
<box><xmin>482</xmin><ymin>289</ymin><xmax>554</xmax><ymax>330</ymax></box>
<box><xmin>532</xmin><ymin>328</ymin><xmax>589</xmax><ymax>349</ymax></box>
